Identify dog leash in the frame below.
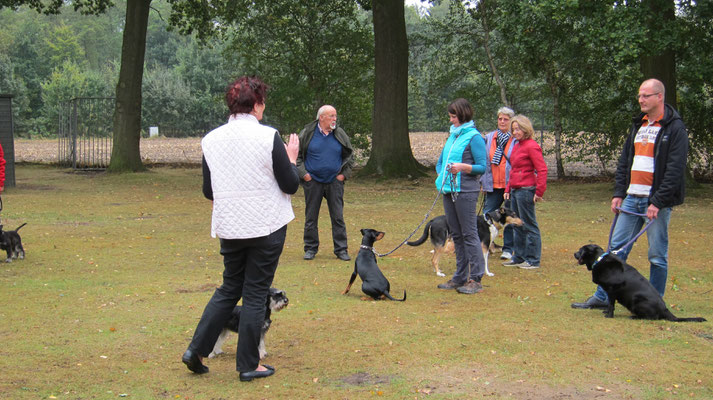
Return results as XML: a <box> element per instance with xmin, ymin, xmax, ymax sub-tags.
<box><xmin>607</xmin><ymin>206</ymin><xmax>655</xmax><ymax>255</ymax></box>
<box><xmin>369</xmin><ymin>170</ymin><xmax>457</xmax><ymax>258</ymax></box>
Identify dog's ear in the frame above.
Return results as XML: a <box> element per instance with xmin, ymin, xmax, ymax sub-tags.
<box><xmin>360</xmin><ymin>228</ymin><xmax>367</xmax><ymax>236</ymax></box>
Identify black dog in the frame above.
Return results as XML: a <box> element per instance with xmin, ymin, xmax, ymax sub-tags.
<box><xmin>208</xmin><ymin>287</ymin><xmax>289</xmax><ymax>359</ymax></box>
<box><xmin>342</xmin><ymin>229</ymin><xmax>406</xmax><ymax>301</ymax></box>
<box><xmin>0</xmin><ymin>223</ymin><xmax>27</xmax><ymax>263</ymax></box>
<box><xmin>407</xmin><ymin>208</ymin><xmax>522</xmax><ymax>276</ymax></box>
<box><xmin>574</xmin><ymin>244</ymin><xmax>705</xmax><ymax>322</ymax></box>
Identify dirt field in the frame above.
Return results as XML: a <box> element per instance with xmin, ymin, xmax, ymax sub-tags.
<box><xmin>14</xmin><ymin>133</ymin><xmax>606</xmax><ymax>177</ymax></box>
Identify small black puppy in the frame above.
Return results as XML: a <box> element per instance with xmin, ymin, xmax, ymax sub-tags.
<box><xmin>208</xmin><ymin>287</ymin><xmax>289</xmax><ymax>359</ymax></box>
<box><xmin>0</xmin><ymin>223</ymin><xmax>27</xmax><ymax>263</ymax></box>
<box><xmin>342</xmin><ymin>229</ymin><xmax>406</xmax><ymax>301</ymax></box>
<box><xmin>574</xmin><ymin>244</ymin><xmax>705</xmax><ymax>322</ymax></box>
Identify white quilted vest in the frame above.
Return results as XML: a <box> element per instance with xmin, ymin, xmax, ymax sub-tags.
<box><xmin>201</xmin><ymin>114</ymin><xmax>294</xmax><ymax>239</ymax></box>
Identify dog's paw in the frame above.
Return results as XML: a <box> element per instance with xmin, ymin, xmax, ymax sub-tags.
<box><xmin>436</xmin><ymin>271</ymin><xmax>445</xmax><ymax>277</ymax></box>
<box><xmin>259</xmin><ymin>350</ymin><xmax>267</xmax><ymax>359</ymax></box>
<box><xmin>485</xmin><ymin>271</ymin><xmax>495</xmax><ymax>277</ymax></box>
<box><xmin>208</xmin><ymin>350</ymin><xmax>223</xmax><ymax>358</ymax></box>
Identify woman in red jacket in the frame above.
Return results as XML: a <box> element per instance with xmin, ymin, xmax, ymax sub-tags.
<box><xmin>503</xmin><ymin>115</ymin><xmax>547</xmax><ymax>269</ymax></box>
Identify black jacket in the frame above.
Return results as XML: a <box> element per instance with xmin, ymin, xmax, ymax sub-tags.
<box><xmin>613</xmin><ymin>103</ymin><xmax>688</xmax><ymax>209</ymax></box>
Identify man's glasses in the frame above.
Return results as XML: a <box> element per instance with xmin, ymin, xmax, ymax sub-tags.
<box><xmin>637</xmin><ymin>93</ymin><xmax>660</xmax><ymax>100</ymax></box>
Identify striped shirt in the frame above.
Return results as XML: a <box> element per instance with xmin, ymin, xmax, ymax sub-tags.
<box><xmin>627</xmin><ymin>115</ymin><xmax>661</xmax><ymax>196</ymax></box>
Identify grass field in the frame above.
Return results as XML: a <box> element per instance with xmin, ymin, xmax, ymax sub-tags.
<box><xmin>1</xmin><ymin>165</ymin><xmax>711</xmax><ymax>399</ymax></box>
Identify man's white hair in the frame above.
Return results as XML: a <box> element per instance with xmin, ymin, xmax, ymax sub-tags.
<box><xmin>317</xmin><ymin>105</ymin><xmax>335</xmax><ymax>119</ymax></box>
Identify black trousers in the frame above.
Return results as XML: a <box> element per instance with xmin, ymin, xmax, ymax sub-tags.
<box><xmin>302</xmin><ymin>179</ymin><xmax>348</xmax><ymax>254</ymax></box>
<box><xmin>187</xmin><ymin>225</ymin><xmax>287</xmax><ymax>372</ymax></box>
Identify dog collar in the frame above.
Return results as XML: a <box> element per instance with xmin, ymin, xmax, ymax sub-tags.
<box><xmin>360</xmin><ymin>244</ymin><xmax>377</xmax><ymax>255</ymax></box>
<box><xmin>591</xmin><ymin>253</ymin><xmax>607</xmax><ymax>268</ymax></box>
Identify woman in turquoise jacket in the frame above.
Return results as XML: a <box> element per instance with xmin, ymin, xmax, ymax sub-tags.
<box><xmin>435</xmin><ymin>98</ymin><xmax>488</xmax><ymax>294</ymax></box>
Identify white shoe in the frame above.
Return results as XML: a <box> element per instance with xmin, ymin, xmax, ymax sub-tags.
<box><xmin>518</xmin><ymin>262</ymin><xmax>540</xmax><ymax>269</ymax></box>
<box><xmin>500</xmin><ymin>251</ymin><xmax>513</xmax><ymax>260</ymax></box>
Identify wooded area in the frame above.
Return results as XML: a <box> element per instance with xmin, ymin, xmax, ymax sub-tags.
<box><xmin>0</xmin><ymin>0</ymin><xmax>711</xmax><ymax>177</ymax></box>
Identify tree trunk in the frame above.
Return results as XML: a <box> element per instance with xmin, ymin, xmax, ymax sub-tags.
<box><xmin>108</xmin><ymin>0</ymin><xmax>150</xmax><ymax>172</ymax></box>
<box><xmin>545</xmin><ymin>67</ymin><xmax>565</xmax><ymax>178</ymax></box>
<box><xmin>639</xmin><ymin>0</ymin><xmax>677</xmax><ymax>109</ymax></box>
<box><xmin>477</xmin><ymin>1</ymin><xmax>509</xmax><ymax>106</ymax></box>
<box><xmin>361</xmin><ymin>0</ymin><xmax>427</xmax><ymax>177</ymax></box>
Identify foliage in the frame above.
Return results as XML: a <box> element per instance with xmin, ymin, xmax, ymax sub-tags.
<box><xmin>218</xmin><ymin>0</ymin><xmax>374</xmax><ymax>138</ymax></box>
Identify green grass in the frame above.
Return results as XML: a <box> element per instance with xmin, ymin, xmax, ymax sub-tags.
<box><xmin>1</xmin><ymin>165</ymin><xmax>712</xmax><ymax>399</ymax></box>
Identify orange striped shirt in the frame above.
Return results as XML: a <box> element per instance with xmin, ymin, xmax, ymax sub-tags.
<box><xmin>627</xmin><ymin>115</ymin><xmax>661</xmax><ymax>196</ymax></box>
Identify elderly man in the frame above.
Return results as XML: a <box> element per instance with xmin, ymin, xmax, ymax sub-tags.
<box><xmin>480</xmin><ymin>106</ymin><xmax>517</xmax><ymax>260</ymax></box>
<box><xmin>572</xmin><ymin>78</ymin><xmax>689</xmax><ymax>310</ymax></box>
<box><xmin>297</xmin><ymin>105</ymin><xmax>354</xmax><ymax>261</ymax></box>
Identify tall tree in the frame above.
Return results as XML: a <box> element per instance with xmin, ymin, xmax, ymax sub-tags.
<box><xmin>639</xmin><ymin>0</ymin><xmax>677</xmax><ymax>108</ymax></box>
<box><xmin>109</xmin><ymin>0</ymin><xmax>150</xmax><ymax>172</ymax></box>
<box><xmin>361</xmin><ymin>0</ymin><xmax>426</xmax><ymax>176</ymax></box>
<box><xmin>0</xmin><ymin>0</ymin><xmax>149</xmax><ymax>172</ymax></box>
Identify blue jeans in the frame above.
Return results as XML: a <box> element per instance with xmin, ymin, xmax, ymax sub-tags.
<box><xmin>594</xmin><ymin>195</ymin><xmax>672</xmax><ymax>300</ymax></box>
<box><xmin>509</xmin><ymin>188</ymin><xmax>541</xmax><ymax>266</ymax></box>
<box><xmin>482</xmin><ymin>188</ymin><xmax>514</xmax><ymax>254</ymax></box>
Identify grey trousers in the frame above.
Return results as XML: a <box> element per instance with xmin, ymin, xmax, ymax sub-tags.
<box><xmin>443</xmin><ymin>191</ymin><xmax>486</xmax><ymax>283</ymax></box>
<box><xmin>302</xmin><ymin>179</ymin><xmax>348</xmax><ymax>254</ymax></box>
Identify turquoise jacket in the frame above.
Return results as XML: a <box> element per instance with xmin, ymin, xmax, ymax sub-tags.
<box><xmin>435</xmin><ymin>121</ymin><xmax>487</xmax><ymax>193</ymax></box>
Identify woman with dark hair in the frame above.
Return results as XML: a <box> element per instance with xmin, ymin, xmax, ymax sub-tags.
<box><xmin>182</xmin><ymin>76</ymin><xmax>300</xmax><ymax>382</ymax></box>
<box><xmin>435</xmin><ymin>98</ymin><xmax>488</xmax><ymax>294</ymax></box>
<box><xmin>503</xmin><ymin>115</ymin><xmax>547</xmax><ymax>269</ymax></box>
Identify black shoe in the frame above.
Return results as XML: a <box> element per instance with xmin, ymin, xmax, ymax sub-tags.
<box><xmin>437</xmin><ymin>279</ymin><xmax>464</xmax><ymax>290</ymax></box>
<box><xmin>182</xmin><ymin>349</ymin><xmax>209</xmax><ymax>374</ymax></box>
<box><xmin>304</xmin><ymin>250</ymin><xmax>316</xmax><ymax>260</ymax></box>
<box><xmin>571</xmin><ymin>296</ymin><xmax>608</xmax><ymax>310</ymax></box>
<box><xmin>336</xmin><ymin>251</ymin><xmax>351</xmax><ymax>261</ymax></box>
<box><xmin>239</xmin><ymin>367</ymin><xmax>275</xmax><ymax>382</ymax></box>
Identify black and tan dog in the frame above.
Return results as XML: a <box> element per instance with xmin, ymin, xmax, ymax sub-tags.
<box><xmin>208</xmin><ymin>287</ymin><xmax>289</xmax><ymax>359</ymax></box>
<box><xmin>574</xmin><ymin>244</ymin><xmax>706</xmax><ymax>322</ymax></box>
<box><xmin>342</xmin><ymin>229</ymin><xmax>406</xmax><ymax>301</ymax></box>
<box><xmin>0</xmin><ymin>223</ymin><xmax>27</xmax><ymax>263</ymax></box>
<box><xmin>407</xmin><ymin>208</ymin><xmax>523</xmax><ymax>277</ymax></box>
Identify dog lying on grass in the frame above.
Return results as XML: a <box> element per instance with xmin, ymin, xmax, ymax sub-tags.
<box><xmin>208</xmin><ymin>287</ymin><xmax>289</xmax><ymax>359</ymax></box>
<box><xmin>0</xmin><ymin>223</ymin><xmax>27</xmax><ymax>263</ymax></box>
<box><xmin>407</xmin><ymin>208</ymin><xmax>522</xmax><ymax>277</ymax></box>
<box><xmin>574</xmin><ymin>244</ymin><xmax>705</xmax><ymax>322</ymax></box>
<box><xmin>342</xmin><ymin>228</ymin><xmax>406</xmax><ymax>301</ymax></box>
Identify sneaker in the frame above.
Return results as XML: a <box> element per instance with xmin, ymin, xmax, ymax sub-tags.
<box><xmin>500</xmin><ymin>251</ymin><xmax>513</xmax><ymax>260</ymax></box>
<box><xmin>571</xmin><ymin>296</ymin><xmax>609</xmax><ymax>310</ymax></box>
<box><xmin>456</xmin><ymin>280</ymin><xmax>483</xmax><ymax>294</ymax></box>
<box><xmin>518</xmin><ymin>262</ymin><xmax>540</xmax><ymax>269</ymax></box>
<box><xmin>437</xmin><ymin>279</ymin><xmax>464</xmax><ymax>290</ymax></box>
<box><xmin>336</xmin><ymin>251</ymin><xmax>351</xmax><ymax>261</ymax></box>
<box><xmin>502</xmin><ymin>259</ymin><xmax>523</xmax><ymax>267</ymax></box>
<box><xmin>303</xmin><ymin>250</ymin><xmax>316</xmax><ymax>260</ymax></box>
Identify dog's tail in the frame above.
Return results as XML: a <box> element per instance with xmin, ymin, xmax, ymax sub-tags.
<box><xmin>15</xmin><ymin>223</ymin><xmax>27</xmax><ymax>231</ymax></box>
<box><xmin>383</xmin><ymin>290</ymin><xmax>406</xmax><ymax>302</ymax></box>
<box><xmin>663</xmin><ymin>309</ymin><xmax>706</xmax><ymax>322</ymax></box>
<box><xmin>406</xmin><ymin>220</ymin><xmax>432</xmax><ymax>246</ymax></box>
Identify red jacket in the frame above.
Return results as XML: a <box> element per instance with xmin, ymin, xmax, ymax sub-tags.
<box><xmin>0</xmin><ymin>142</ymin><xmax>5</xmax><ymax>191</ymax></box>
<box><xmin>505</xmin><ymin>138</ymin><xmax>547</xmax><ymax>198</ymax></box>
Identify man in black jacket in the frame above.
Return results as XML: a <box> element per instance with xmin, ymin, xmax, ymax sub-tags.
<box><xmin>297</xmin><ymin>105</ymin><xmax>355</xmax><ymax>261</ymax></box>
<box><xmin>572</xmin><ymin>78</ymin><xmax>689</xmax><ymax>310</ymax></box>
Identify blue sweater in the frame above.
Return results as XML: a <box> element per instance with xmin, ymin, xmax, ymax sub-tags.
<box><xmin>435</xmin><ymin>121</ymin><xmax>486</xmax><ymax>193</ymax></box>
<box><xmin>304</xmin><ymin>125</ymin><xmax>343</xmax><ymax>183</ymax></box>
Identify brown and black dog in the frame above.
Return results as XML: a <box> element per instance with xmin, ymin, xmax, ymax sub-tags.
<box><xmin>342</xmin><ymin>229</ymin><xmax>406</xmax><ymax>301</ymax></box>
<box><xmin>574</xmin><ymin>244</ymin><xmax>705</xmax><ymax>322</ymax></box>
<box><xmin>407</xmin><ymin>208</ymin><xmax>522</xmax><ymax>277</ymax></box>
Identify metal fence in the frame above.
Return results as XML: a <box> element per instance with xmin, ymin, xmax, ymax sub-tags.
<box><xmin>58</xmin><ymin>97</ymin><xmax>114</xmax><ymax>169</ymax></box>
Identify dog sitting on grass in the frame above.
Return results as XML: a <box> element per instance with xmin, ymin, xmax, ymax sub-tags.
<box><xmin>574</xmin><ymin>244</ymin><xmax>705</xmax><ymax>322</ymax></box>
<box><xmin>208</xmin><ymin>287</ymin><xmax>289</xmax><ymax>359</ymax></box>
